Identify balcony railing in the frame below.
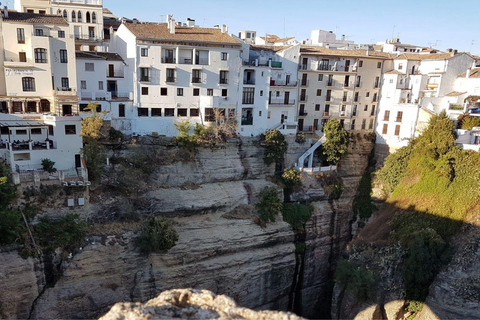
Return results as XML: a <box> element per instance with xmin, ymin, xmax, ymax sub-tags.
<box><xmin>219</xmin><ymin>79</ymin><xmax>228</xmax><ymax>84</ymax></box>
<box><xmin>55</xmin><ymin>87</ymin><xmax>77</xmax><ymax>96</ymax></box>
<box><xmin>300</xmin><ymin>95</ymin><xmax>307</xmax><ymax>102</ymax></box>
<box><xmin>166</xmin><ymin>77</ymin><xmax>176</xmax><ymax>83</ymax></box>
<box><xmin>107</xmin><ymin>70</ymin><xmax>124</xmax><ymax>78</ymax></box>
<box><xmin>323</xmin><ymin>112</ymin><xmax>330</xmax><ymax>117</ymax></box>
<box><xmin>243</xmin><ymin>79</ymin><xmax>255</xmax><ymax>85</ymax></box>
<box><xmin>299</xmin><ymin>111</ymin><xmax>308</xmax><ymax>116</ymax></box>
<box><xmin>72</xmin><ymin>34</ymin><xmax>102</xmax><ymax>41</ymax></box>
<box><xmin>54</xmin><ymin>0</ymin><xmax>103</xmax><ymax>4</ymax></box>
<box><xmin>161</xmin><ymin>57</ymin><xmax>176</xmax><ymax>64</ymax></box>
<box><xmin>317</xmin><ymin>64</ymin><xmax>330</xmax><ymax>71</ymax></box>
<box><xmin>241</xmin><ymin>118</ymin><xmax>253</xmax><ymax>125</ymax></box>
<box><xmin>270</xmin><ymin>80</ymin><xmax>297</xmax><ymax>86</ymax></box>
<box><xmin>271</xmin><ymin>61</ymin><xmax>282</xmax><ymax>68</ymax></box>
<box><xmin>301</xmin><ymin>79</ymin><xmax>309</xmax><ymax>86</ymax></box>
<box><xmin>192</xmin><ymin>77</ymin><xmax>202</xmax><ymax>83</ymax></box>
<box><xmin>269</xmin><ymin>99</ymin><xmax>296</xmax><ymax>106</ymax></box>
<box><xmin>196</xmin><ymin>58</ymin><xmax>209</xmax><ymax>65</ymax></box>
<box><xmin>179</xmin><ymin>58</ymin><xmax>193</xmax><ymax>64</ymax></box>
<box><xmin>139</xmin><ymin>76</ymin><xmax>150</xmax><ymax>82</ymax></box>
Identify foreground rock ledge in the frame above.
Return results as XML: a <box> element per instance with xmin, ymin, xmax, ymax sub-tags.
<box><xmin>99</xmin><ymin>289</ymin><xmax>304</xmax><ymax>320</ymax></box>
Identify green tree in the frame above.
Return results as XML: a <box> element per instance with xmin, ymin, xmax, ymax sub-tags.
<box><xmin>414</xmin><ymin>111</ymin><xmax>456</xmax><ymax>159</ymax></box>
<box><xmin>41</xmin><ymin>158</ymin><xmax>57</xmax><ymax>173</ymax></box>
<box><xmin>136</xmin><ymin>216</ymin><xmax>178</xmax><ymax>254</ymax></box>
<box><xmin>81</xmin><ymin>102</ymin><xmax>107</xmax><ymax>139</ymax></box>
<box><xmin>34</xmin><ymin>214</ymin><xmax>88</xmax><ymax>253</ymax></box>
<box><xmin>460</xmin><ymin>115</ymin><xmax>480</xmax><ymax>130</ymax></box>
<box><xmin>377</xmin><ymin>144</ymin><xmax>414</xmax><ymax>194</ymax></box>
<box><xmin>282</xmin><ymin>168</ymin><xmax>301</xmax><ymax>189</ymax></box>
<box><xmin>322</xmin><ymin>119</ymin><xmax>349</xmax><ymax>165</ymax></box>
<box><xmin>263</xmin><ymin>129</ymin><xmax>288</xmax><ymax>166</ymax></box>
<box><xmin>0</xmin><ymin>162</ymin><xmax>16</xmax><ymax>209</ymax></box>
<box><xmin>255</xmin><ymin>186</ymin><xmax>283</xmax><ymax>223</ymax></box>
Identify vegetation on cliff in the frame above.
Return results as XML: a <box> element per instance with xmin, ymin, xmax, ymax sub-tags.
<box><xmin>136</xmin><ymin>216</ymin><xmax>178</xmax><ymax>253</ymax></box>
<box><xmin>322</xmin><ymin>119</ymin><xmax>349</xmax><ymax>165</ymax></box>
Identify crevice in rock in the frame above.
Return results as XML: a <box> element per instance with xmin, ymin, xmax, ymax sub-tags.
<box><xmin>288</xmin><ymin>229</ymin><xmax>306</xmax><ymax>316</ymax></box>
<box><xmin>148</xmin><ymin>264</ymin><xmax>157</xmax><ymax>300</ymax></box>
<box><xmin>130</xmin><ymin>270</ymin><xmax>144</xmax><ymax>302</ymax></box>
<box><xmin>238</xmin><ymin>140</ymin><xmax>249</xmax><ymax>179</ymax></box>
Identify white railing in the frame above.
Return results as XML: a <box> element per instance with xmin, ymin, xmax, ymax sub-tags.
<box><xmin>300</xmin><ymin>165</ymin><xmax>337</xmax><ymax>173</ymax></box>
<box><xmin>296</xmin><ymin>135</ymin><xmax>326</xmax><ymax>170</ymax></box>
<box><xmin>54</xmin><ymin>0</ymin><xmax>102</xmax><ymax>4</ymax></box>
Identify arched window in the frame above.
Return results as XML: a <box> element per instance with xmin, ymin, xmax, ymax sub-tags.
<box><xmin>71</xmin><ymin>11</ymin><xmax>76</xmax><ymax>22</ymax></box>
<box><xmin>40</xmin><ymin>100</ymin><xmax>50</xmax><ymax>113</ymax></box>
<box><xmin>22</xmin><ymin>77</ymin><xmax>36</xmax><ymax>92</ymax></box>
<box><xmin>77</xmin><ymin>11</ymin><xmax>82</xmax><ymax>22</ymax></box>
<box><xmin>92</xmin><ymin>12</ymin><xmax>96</xmax><ymax>23</ymax></box>
<box><xmin>86</xmin><ymin>12</ymin><xmax>90</xmax><ymax>23</ymax></box>
<box><xmin>57</xmin><ymin>9</ymin><xmax>61</xmax><ymax>16</ymax></box>
<box><xmin>63</xmin><ymin>10</ymin><xmax>67</xmax><ymax>20</ymax></box>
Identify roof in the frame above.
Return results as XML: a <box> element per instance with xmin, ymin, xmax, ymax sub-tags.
<box><xmin>394</xmin><ymin>52</ymin><xmax>456</xmax><ymax>60</ymax></box>
<box><xmin>75</xmin><ymin>51</ymin><xmax>125</xmax><ymax>62</ymax></box>
<box><xmin>250</xmin><ymin>45</ymin><xmax>291</xmax><ymax>53</ymax></box>
<box><xmin>459</xmin><ymin>69</ymin><xmax>480</xmax><ymax>78</ymax></box>
<box><xmin>3</xmin><ymin>11</ymin><xmax>68</xmax><ymax>25</ymax></box>
<box><xmin>259</xmin><ymin>34</ymin><xmax>295</xmax><ymax>43</ymax></box>
<box><xmin>446</xmin><ymin>91</ymin><xmax>467</xmax><ymax>97</ymax></box>
<box><xmin>300</xmin><ymin>46</ymin><xmax>393</xmax><ymax>59</ymax></box>
<box><xmin>124</xmin><ymin>22</ymin><xmax>241</xmax><ymax>46</ymax></box>
<box><xmin>384</xmin><ymin>69</ymin><xmax>405</xmax><ymax>75</ymax></box>
<box><xmin>103</xmin><ymin>8</ymin><xmax>113</xmax><ymax>14</ymax></box>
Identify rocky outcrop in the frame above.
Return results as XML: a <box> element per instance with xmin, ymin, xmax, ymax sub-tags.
<box><xmin>100</xmin><ymin>289</ymin><xmax>304</xmax><ymax>320</ymax></box>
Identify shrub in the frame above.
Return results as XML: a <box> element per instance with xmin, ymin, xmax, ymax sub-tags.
<box><xmin>282</xmin><ymin>168</ymin><xmax>301</xmax><ymax>189</ymax></box>
<box><xmin>377</xmin><ymin>144</ymin><xmax>413</xmax><ymax>194</ymax></box>
<box><xmin>255</xmin><ymin>186</ymin><xmax>282</xmax><ymax>223</ymax></box>
<box><xmin>262</xmin><ymin>129</ymin><xmax>288</xmax><ymax>166</ymax></box>
<box><xmin>353</xmin><ymin>164</ymin><xmax>376</xmax><ymax>221</ymax></box>
<box><xmin>34</xmin><ymin>214</ymin><xmax>88</xmax><ymax>253</ymax></box>
<box><xmin>335</xmin><ymin>259</ymin><xmax>376</xmax><ymax>301</ymax></box>
<box><xmin>136</xmin><ymin>216</ymin><xmax>178</xmax><ymax>254</ymax></box>
<box><xmin>41</xmin><ymin>158</ymin><xmax>57</xmax><ymax>173</ymax></box>
<box><xmin>295</xmin><ymin>133</ymin><xmax>306</xmax><ymax>144</ymax></box>
<box><xmin>82</xmin><ymin>139</ymin><xmax>106</xmax><ymax>182</ymax></box>
<box><xmin>0</xmin><ymin>162</ymin><xmax>16</xmax><ymax>209</ymax></box>
<box><xmin>0</xmin><ymin>210</ymin><xmax>23</xmax><ymax>246</ymax></box>
<box><xmin>322</xmin><ymin>119</ymin><xmax>349</xmax><ymax>165</ymax></box>
<box><xmin>459</xmin><ymin>115</ymin><xmax>480</xmax><ymax>130</ymax></box>
<box><xmin>109</xmin><ymin>127</ymin><xmax>123</xmax><ymax>141</ymax></box>
<box><xmin>174</xmin><ymin>119</ymin><xmax>198</xmax><ymax>148</ymax></box>
<box><xmin>282</xmin><ymin>203</ymin><xmax>314</xmax><ymax>231</ymax></box>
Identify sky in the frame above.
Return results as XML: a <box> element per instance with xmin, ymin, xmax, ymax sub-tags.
<box><xmin>104</xmin><ymin>0</ymin><xmax>480</xmax><ymax>54</ymax></box>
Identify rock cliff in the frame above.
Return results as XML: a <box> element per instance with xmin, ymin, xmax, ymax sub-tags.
<box><xmin>0</xmin><ymin>135</ymin><xmax>373</xmax><ymax>319</ymax></box>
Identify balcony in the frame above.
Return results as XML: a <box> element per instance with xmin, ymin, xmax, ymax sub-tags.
<box><xmin>196</xmin><ymin>58</ymin><xmax>209</xmax><ymax>65</ymax></box>
<box><xmin>107</xmin><ymin>70</ymin><xmax>124</xmax><ymax>78</ymax></box>
<box><xmin>270</xmin><ymin>80</ymin><xmax>297</xmax><ymax>87</ymax></box>
<box><xmin>179</xmin><ymin>58</ymin><xmax>193</xmax><ymax>65</ymax></box>
<box><xmin>323</xmin><ymin>111</ymin><xmax>330</xmax><ymax>117</ymax></box>
<box><xmin>241</xmin><ymin>117</ymin><xmax>253</xmax><ymax>126</ymax></box>
<box><xmin>192</xmin><ymin>77</ymin><xmax>202</xmax><ymax>84</ymax></box>
<box><xmin>449</xmin><ymin>104</ymin><xmax>463</xmax><ymax>111</ymax></box>
<box><xmin>318</xmin><ymin>64</ymin><xmax>357</xmax><ymax>72</ymax></box>
<box><xmin>269</xmin><ymin>99</ymin><xmax>296</xmax><ymax>106</ymax></box>
<box><xmin>271</xmin><ymin>61</ymin><xmax>282</xmax><ymax>68</ymax></box>
<box><xmin>299</xmin><ymin>111</ymin><xmax>308</xmax><ymax>116</ymax></box>
<box><xmin>300</xmin><ymin>95</ymin><xmax>308</xmax><ymax>102</ymax></box>
<box><xmin>73</xmin><ymin>34</ymin><xmax>102</xmax><ymax>42</ymax></box>
<box><xmin>317</xmin><ymin>64</ymin><xmax>330</xmax><ymax>71</ymax></box>
<box><xmin>161</xmin><ymin>57</ymin><xmax>176</xmax><ymax>64</ymax></box>
<box><xmin>166</xmin><ymin>76</ymin><xmax>176</xmax><ymax>83</ymax></box>
<box><xmin>219</xmin><ymin>79</ymin><xmax>228</xmax><ymax>85</ymax></box>
<box><xmin>301</xmin><ymin>79</ymin><xmax>309</xmax><ymax>86</ymax></box>
<box><xmin>54</xmin><ymin>88</ymin><xmax>77</xmax><ymax>96</ymax></box>
<box><xmin>243</xmin><ymin>79</ymin><xmax>255</xmax><ymax>85</ymax></box>
<box><xmin>54</xmin><ymin>0</ymin><xmax>103</xmax><ymax>4</ymax></box>
<box><xmin>139</xmin><ymin>76</ymin><xmax>150</xmax><ymax>82</ymax></box>
<box><xmin>327</xmin><ymin>81</ymin><xmax>335</xmax><ymax>87</ymax></box>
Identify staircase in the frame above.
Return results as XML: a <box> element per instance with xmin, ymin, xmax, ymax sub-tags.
<box><xmin>296</xmin><ymin>135</ymin><xmax>326</xmax><ymax>170</ymax></box>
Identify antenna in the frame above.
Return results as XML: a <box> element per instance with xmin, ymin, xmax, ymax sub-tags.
<box><xmin>283</xmin><ymin>16</ymin><xmax>286</xmax><ymax>38</ymax></box>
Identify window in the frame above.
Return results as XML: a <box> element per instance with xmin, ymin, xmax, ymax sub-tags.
<box><xmin>63</xmin><ymin>10</ymin><xmax>67</xmax><ymax>19</ymax></box>
<box><xmin>119</xmin><ymin>104</ymin><xmax>125</xmax><ymax>117</ymax></box>
<box><xmin>86</xmin><ymin>11</ymin><xmax>91</xmax><ymax>23</ymax></box>
<box><xmin>79</xmin><ymin>104</ymin><xmax>88</xmax><ymax>112</ymax></box>
<box><xmin>364</xmin><ymin>105</ymin><xmax>368</xmax><ymax>111</ymax></box>
<box><xmin>31</xmin><ymin>128</ymin><xmax>42</xmax><ymax>135</ymax></box>
<box><xmin>205</xmin><ymin>108</ymin><xmax>215</xmax><ymax>122</ymax></box>
<box><xmin>390</xmin><ymin>79</ymin><xmax>394</xmax><ymax>84</ymax></box>
<box><xmin>315</xmin><ymin>104</ymin><xmax>320</xmax><ymax>111</ymax></box>
<box><xmin>151</xmin><ymin>108</ymin><xmax>162</xmax><ymax>117</ymax></box>
<box><xmin>61</xmin><ymin>77</ymin><xmax>69</xmax><ymax>89</ymax></box>
<box><xmin>353</xmin><ymin>105</ymin><xmax>357</xmax><ymax>116</ymax></box>
<box><xmin>141</xmin><ymin>48</ymin><xmax>148</xmax><ymax>57</ymax></box>
<box><xmin>22</xmin><ymin>77</ymin><xmax>35</xmax><ymax>91</ymax></box>
<box><xmin>80</xmin><ymin>80</ymin><xmax>86</xmax><ymax>90</ymax></box>
<box><xmin>178</xmin><ymin>109</ymin><xmax>187</xmax><ymax>117</ymax></box>
<box><xmin>78</xmin><ymin>11</ymin><xmax>82</xmax><ymax>22</ymax></box>
<box><xmin>161</xmin><ymin>88</ymin><xmax>167</xmax><ymax>96</ymax></box>
<box><xmin>71</xmin><ymin>11</ymin><xmax>76</xmax><ymax>22</ymax></box>
<box><xmin>371</xmin><ymin>105</ymin><xmax>376</xmax><ymax>116</ymax></box>
<box><xmin>19</xmin><ymin>52</ymin><xmax>27</xmax><ymax>62</ymax></box>
<box><xmin>242</xmin><ymin>87</ymin><xmax>255</xmax><ymax>104</ymax></box>
<box><xmin>65</xmin><ymin>125</ymin><xmax>76</xmax><ymax>135</ymax></box>
<box><xmin>165</xmin><ymin>108</ymin><xmax>175</xmax><ymax>117</ymax></box>
<box><xmin>318</xmin><ymin>74</ymin><xmax>323</xmax><ymax>81</ymax></box>
<box><xmin>192</xmin><ymin>69</ymin><xmax>201</xmax><ymax>83</ymax></box>
<box><xmin>137</xmin><ymin>108</ymin><xmax>148</xmax><ymax>117</ymax></box>
<box><xmin>166</xmin><ymin>68</ymin><xmax>176</xmax><ymax>82</ymax></box>
<box><xmin>369</xmin><ymin>119</ymin><xmax>374</xmax><ymax>130</ymax></box>
<box><xmin>316</xmin><ymin>89</ymin><xmax>322</xmax><ymax>96</ymax></box>
<box><xmin>193</xmin><ymin>88</ymin><xmax>200</xmax><ymax>96</ymax></box>
<box><xmin>17</xmin><ymin>129</ymin><xmax>27</xmax><ymax>135</ymax></box>
<box><xmin>396</xmin><ymin>111</ymin><xmax>403</xmax><ymax>122</ymax></box>
<box><xmin>39</xmin><ymin>10</ymin><xmax>46</xmax><ymax>15</ymax></box>
<box><xmin>140</xmin><ymin>68</ymin><xmax>150</xmax><ymax>82</ymax></box>
<box><xmin>141</xmin><ymin>87</ymin><xmax>148</xmax><ymax>95</ymax></box>
<box><xmin>221</xmin><ymin>52</ymin><xmax>228</xmax><ymax>60</ymax></box>
<box><xmin>35</xmin><ymin>29</ymin><xmax>44</xmax><ymax>36</ymax></box>
<box><xmin>58</xmin><ymin>30</ymin><xmax>65</xmax><ymax>38</ymax></box>
<box><xmin>361</xmin><ymin>119</ymin><xmax>366</xmax><ymax>130</ymax></box>
<box><xmin>351</xmin><ymin>119</ymin><xmax>356</xmax><ymax>130</ymax></box>
<box><xmin>207</xmin><ymin>89</ymin><xmax>213</xmax><ymax>96</ymax></box>
<box><xmin>377</xmin><ymin>62</ymin><xmax>382</xmax><ymax>68</ymax></box>
<box><xmin>399</xmin><ymin>63</ymin><xmax>403</xmax><ymax>70</ymax></box>
<box><xmin>98</xmin><ymin>81</ymin><xmax>103</xmax><ymax>90</ymax></box>
<box><xmin>359</xmin><ymin>60</ymin><xmax>363</xmax><ymax>68</ymax></box>
<box><xmin>260</xmin><ymin>90</ymin><xmax>263</xmax><ymax>96</ymax></box>
<box><xmin>220</xmin><ymin>70</ymin><xmax>228</xmax><ymax>84</ymax></box>
<box><xmin>384</xmin><ymin>110</ymin><xmax>390</xmax><ymax>121</ymax></box>
<box><xmin>92</xmin><ymin>12</ymin><xmax>97</xmax><ymax>23</ymax></box>
<box><xmin>190</xmin><ymin>109</ymin><xmax>199</xmax><ymax>117</ymax></box>
<box><xmin>366</xmin><ymin>92</ymin><xmax>370</xmax><ymax>97</ymax></box>
<box><xmin>354</xmin><ymin>92</ymin><xmax>359</xmax><ymax>102</ymax></box>
<box><xmin>17</xmin><ymin>28</ymin><xmax>25</xmax><ymax>43</ymax></box>
<box><xmin>60</xmin><ymin>49</ymin><xmax>68</xmax><ymax>63</ymax></box>
<box><xmin>395</xmin><ymin>125</ymin><xmax>401</xmax><ymax>136</ymax></box>
<box><xmin>85</xmin><ymin>62</ymin><xmax>95</xmax><ymax>71</ymax></box>
<box><xmin>34</xmin><ymin>48</ymin><xmax>47</xmax><ymax>63</ymax></box>
<box><xmin>177</xmin><ymin>88</ymin><xmax>183</xmax><ymax>96</ymax></box>
<box><xmin>48</xmin><ymin>125</ymin><xmax>54</xmax><ymax>136</ymax></box>
<box><xmin>222</xmin><ymin>89</ymin><xmax>228</xmax><ymax>97</ymax></box>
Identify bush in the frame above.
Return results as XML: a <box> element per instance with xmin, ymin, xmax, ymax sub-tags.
<box><xmin>136</xmin><ymin>216</ymin><xmax>178</xmax><ymax>254</ymax></box>
<box><xmin>282</xmin><ymin>203</ymin><xmax>313</xmax><ymax>231</ymax></box>
<box><xmin>34</xmin><ymin>214</ymin><xmax>88</xmax><ymax>253</ymax></box>
<box><xmin>322</xmin><ymin>119</ymin><xmax>349</xmax><ymax>165</ymax></box>
<box><xmin>459</xmin><ymin>115</ymin><xmax>480</xmax><ymax>130</ymax></box>
<box><xmin>0</xmin><ymin>163</ymin><xmax>16</xmax><ymax>210</ymax></box>
<box><xmin>109</xmin><ymin>127</ymin><xmax>123</xmax><ymax>141</ymax></box>
<box><xmin>82</xmin><ymin>139</ymin><xmax>106</xmax><ymax>182</ymax></box>
<box><xmin>335</xmin><ymin>259</ymin><xmax>376</xmax><ymax>301</ymax></box>
<box><xmin>255</xmin><ymin>186</ymin><xmax>283</xmax><ymax>223</ymax></box>
<box><xmin>282</xmin><ymin>168</ymin><xmax>301</xmax><ymax>189</ymax></box>
<box><xmin>377</xmin><ymin>144</ymin><xmax>413</xmax><ymax>194</ymax></box>
<box><xmin>262</xmin><ymin>129</ymin><xmax>288</xmax><ymax>166</ymax></box>
<box><xmin>41</xmin><ymin>158</ymin><xmax>57</xmax><ymax>173</ymax></box>
<box><xmin>0</xmin><ymin>210</ymin><xmax>23</xmax><ymax>246</ymax></box>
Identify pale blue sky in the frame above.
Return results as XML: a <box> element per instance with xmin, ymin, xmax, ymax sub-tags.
<box><xmin>104</xmin><ymin>0</ymin><xmax>480</xmax><ymax>53</ymax></box>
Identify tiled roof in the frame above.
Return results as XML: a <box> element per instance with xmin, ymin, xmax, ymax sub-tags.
<box><xmin>458</xmin><ymin>69</ymin><xmax>480</xmax><ymax>78</ymax></box>
<box><xmin>75</xmin><ymin>51</ymin><xmax>125</xmax><ymax>62</ymax></box>
<box><xmin>384</xmin><ymin>69</ymin><xmax>405</xmax><ymax>75</ymax></box>
<box><xmin>124</xmin><ymin>22</ymin><xmax>241</xmax><ymax>45</ymax></box>
<box><xmin>250</xmin><ymin>45</ymin><xmax>291</xmax><ymax>53</ymax></box>
<box><xmin>445</xmin><ymin>91</ymin><xmax>467</xmax><ymax>97</ymax></box>
<box><xmin>3</xmin><ymin>11</ymin><xmax>68</xmax><ymax>25</ymax></box>
<box><xmin>394</xmin><ymin>52</ymin><xmax>456</xmax><ymax>60</ymax></box>
<box><xmin>259</xmin><ymin>35</ymin><xmax>295</xmax><ymax>43</ymax></box>
<box><xmin>300</xmin><ymin>46</ymin><xmax>393</xmax><ymax>59</ymax></box>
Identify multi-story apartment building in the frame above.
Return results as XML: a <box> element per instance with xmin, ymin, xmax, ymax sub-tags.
<box><xmin>111</xmin><ymin>16</ymin><xmax>243</xmax><ymax>136</ymax></box>
<box><xmin>297</xmin><ymin>47</ymin><xmax>390</xmax><ymax>133</ymax></box>
<box><xmin>0</xmin><ymin>10</ymin><xmax>83</xmax><ymax>172</ymax></box>
<box><xmin>238</xmin><ymin>44</ymin><xmax>299</xmax><ymax>136</ymax></box>
<box><xmin>15</xmin><ymin>0</ymin><xmax>105</xmax><ymax>51</ymax></box>
<box><xmin>376</xmin><ymin>52</ymin><xmax>475</xmax><ymax>148</ymax></box>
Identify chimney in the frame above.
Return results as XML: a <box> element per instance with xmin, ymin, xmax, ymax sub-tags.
<box><xmin>467</xmin><ymin>68</ymin><xmax>471</xmax><ymax>78</ymax></box>
<box><xmin>167</xmin><ymin>15</ymin><xmax>176</xmax><ymax>34</ymax></box>
<box><xmin>186</xmin><ymin>18</ymin><xmax>195</xmax><ymax>27</ymax></box>
<box><xmin>3</xmin><ymin>6</ymin><xmax>8</xmax><ymax>18</ymax></box>
<box><xmin>221</xmin><ymin>24</ymin><xmax>228</xmax><ymax>33</ymax></box>
<box><xmin>341</xmin><ymin>34</ymin><xmax>345</xmax><ymax>41</ymax></box>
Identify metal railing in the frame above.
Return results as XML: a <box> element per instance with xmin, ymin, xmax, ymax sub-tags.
<box><xmin>219</xmin><ymin>79</ymin><xmax>228</xmax><ymax>84</ymax></box>
<box><xmin>161</xmin><ymin>57</ymin><xmax>176</xmax><ymax>63</ymax></box>
<box><xmin>241</xmin><ymin>118</ymin><xmax>253</xmax><ymax>125</ymax></box>
<box><xmin>269</xmin><ymin>99</ymin><xmax>296</xmax><ymax>105</ymax></box>
<box><xmin>243</xmin><ymin>79</ymin><xmax>255</xmax><ymax>85</ymax></box>
<box><xmin>270</xmin><ymin>80</ymin><xmax>297</xmax><ymax>86</ymax></box>
<box><xmin>300</xmin><ymin>95</ymin><xmax>308</xmax><ymax>102</ymax></box>
<box><xmin>166</xmin><ymin>77</ymin><xmax>176</xmax><ymax>83</ymax></box>
<box><xmin>192</xmin><ymin>77</ymin><xmax>202</xmax><ymax>83</ymax></box>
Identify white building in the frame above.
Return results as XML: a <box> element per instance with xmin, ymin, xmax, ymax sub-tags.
<box><xmin>310</xmin><ymin>29</ymin><xmax>354</xmax><ymax>48</ymax></box>
<box><xmin>110</xmin><ymin>16</ymin><xmax>243</xmax><ymax>136</ymax></box>
<box><xmin>238</xmin><ymin>30</ymin><xmax>256</xmax><ymax>44</ymax></box>
<box><xmin>15</xmin><ymin>0</ymin><xmax>105</xmax><ymax>51</ymax></box>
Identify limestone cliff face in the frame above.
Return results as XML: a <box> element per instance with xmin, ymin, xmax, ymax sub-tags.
<box><xmin>0</xmin><ymin>135</ymin><xmax>373</xmax><ymax>320</ymax></box>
